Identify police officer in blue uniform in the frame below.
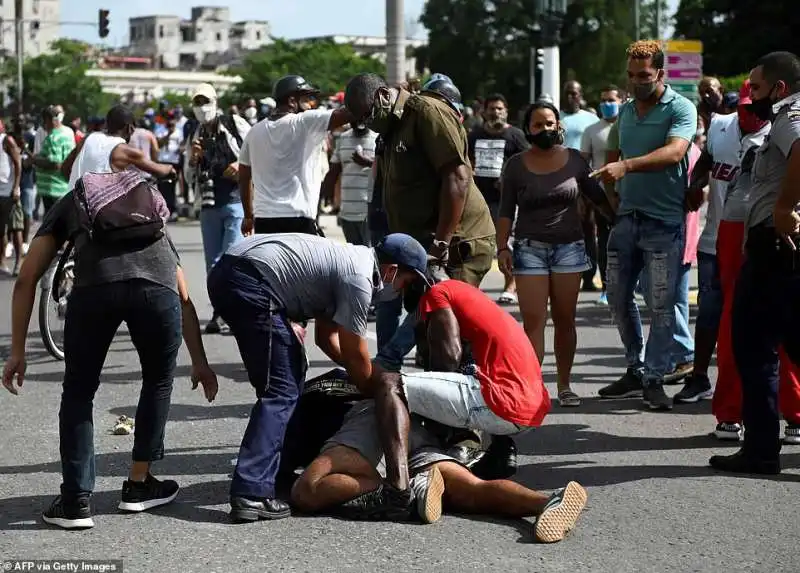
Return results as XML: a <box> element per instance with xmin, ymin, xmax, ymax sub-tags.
<box><xmin>710</xmin><ymin>51</ymin><xmax>800</xmax><ymax>475</ymax></box>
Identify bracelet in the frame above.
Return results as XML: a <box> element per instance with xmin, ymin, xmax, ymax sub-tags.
<box><xmin>497</xmin><ymin>246</ymin><xmax>510</xmax><ymax>254</ymax></box>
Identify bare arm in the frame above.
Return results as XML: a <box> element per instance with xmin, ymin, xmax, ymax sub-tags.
<box><xmin>176</xmin><ymin>266</ymin><xmax>208</xmax><ymax>367</ymax></box>
<box><xmin>337</xmin><ymin>328</ymin><xmax>373</xmax><ymax>388</ymax></box>
<box><xmin>5</xmin><ymin>136</ymin><xmax>22</xmax><ymax>194</ymax></box>
<box><xmin>426</xmin><ymin>308</ymin><xmax>462</xmax><ymax>371</ymax></box>
<box><xmin>328</xmin><ymin>108</ymin><xmax>354</xmax><ymax>131</ymax></box>
<box><xmin>496</xmin><ymin>216</ymin><xmax>513</xmax><ymax>252</ymax></box>
<box><xmin>623</xmin><ymin>137</ymin><xmax>691</xmax><ymax>173</ymax></box>
<box><xmin>111</xmin><ymin>144</ymin><xmax>173</xmax><ymax>178</ymax></box>
<box><xmin>239</xmin><ymin>164</ymin><xmax>253</xmax><ymax>218</ymax></box>
<box><xmin>321</xmin><ymin>163</ymin><xmax>342</xmax><ymax>203</ymax></box>
<box><xmin>314</xmin><ymin>318</ymin><xmax>343</xmax><ymax>364</ymax></box>
<box><xmin>11</xmin><ymin>235</ymin><xmax>60</xmax><ymax>359</ymax></box>
<box><xmin>149</xmin><ymin>132</ymin><xmax>160</xmax><ymax>161</ymax></box>
<box><xmin>435</xmin><ymin>163</ymin><xmax>470</xmax><ymax>243</ymax></box>
<box><xmin>60</xmin><ymin>137</ymin><xmax>85</xmax><ymax>181</ymax></box>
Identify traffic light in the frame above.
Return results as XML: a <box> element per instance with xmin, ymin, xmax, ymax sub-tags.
<box><xmin>98</xmin><ymin>9</ymin><xmax>110</xmax><ymax>39</ymax></box>
<box><xmin>536</xmin><ymin>48</ymin><xmax>545</xmax><ymax>70</ymax></box>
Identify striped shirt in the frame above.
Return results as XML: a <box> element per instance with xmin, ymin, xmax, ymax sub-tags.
<box><xmin>37</xmin><ymin>125</ymin><xmax>75</xmax><ymax>198</ymax></box>
<box><xmin>331</xmin><ymin>129</ymin><xmax>378</xmax><ymax>222</ymax></box>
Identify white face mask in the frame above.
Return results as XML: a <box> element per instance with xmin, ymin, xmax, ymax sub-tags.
<box><xmin>193</xmin><ymin>103</ymin><xmax>217</xmax><ymax>124</ymax></box>
<box><xmin>55</xmin><ymin>112</ymin><xmax>64</xmax><ymax>123</ymax></box>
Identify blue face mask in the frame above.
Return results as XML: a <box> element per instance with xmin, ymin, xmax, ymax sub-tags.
<box><xmin>599</xmin><ymin>101</ymin><xmax>619</xmax><ymax>119</ymax></box>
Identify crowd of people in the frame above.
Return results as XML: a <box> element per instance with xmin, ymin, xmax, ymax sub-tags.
<box><xmin>2</xmin><ymin>40</ymin><xmax>800</xmax><ymax>545</ymax></box>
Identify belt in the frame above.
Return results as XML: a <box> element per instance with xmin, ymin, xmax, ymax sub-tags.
<box><xmin>746</xmin><ymin>224</ymin><xmax>800</xmax><ymax>273</ymax></box>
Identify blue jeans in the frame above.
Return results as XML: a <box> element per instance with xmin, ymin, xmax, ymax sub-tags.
<box><xmin>512</xmin><ymin>238</ymin><xmax>591</xmax><ymax>275</ymax></box>
<box><xmin>60</xmin><ymin>280</ymin><xmax>182</xmax><ymax>498</ymax></box>
<box><xmin>640</xmin><ymin>261</ymin><xmax>694</xmax><ymax>368</ymax></box>
<box><xmin>200</xmin><ymin>202</ymin><xmax>244</xmax><ymax>273</ymax></box>
<box><xmin>208</xmin><ymin>255</ymin><xmax>305</xmax><ymax>498</ymax></box>
<box><xmin>696</xmin><ymin>251</ymin><xmax>723</xmax><ymax>331</ymax></box>
<box><xmin>607</xmin><ymin>213</ymin><xmax>685</xmax><ymax>385</ymax></box>
<box><xmin>371</xmin><ymin>228</ymin><xmax>405</xmax><ymax>354</ymax></box>
<box><xmin>375</xmin><ymin>307</ymin><xmax>418</xmax><ymax>371</ymax></box>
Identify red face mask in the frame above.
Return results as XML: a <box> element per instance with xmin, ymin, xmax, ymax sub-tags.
<box><xmin>738</xmin><ymin>105</ymin><xmax>769</xmax><ymax>134</ymax></box>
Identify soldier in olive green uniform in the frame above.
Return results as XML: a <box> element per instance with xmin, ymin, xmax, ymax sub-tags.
<box><xmin>344</xmin><ymin>73</ymin><xmax>496</xmax><ymax>287</ymax></box>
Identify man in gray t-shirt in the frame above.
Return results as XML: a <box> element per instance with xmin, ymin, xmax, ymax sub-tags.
<box><xmin>207</xmin><ymin>232</ymin><xmax>430</xmax><ymax>521</ymax></box>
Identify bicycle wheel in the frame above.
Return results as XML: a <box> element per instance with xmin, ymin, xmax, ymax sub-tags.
<box><xmin>39</xmin><ymin>258</ymin><xmax>74</xmax><ymax>361</ymax></box>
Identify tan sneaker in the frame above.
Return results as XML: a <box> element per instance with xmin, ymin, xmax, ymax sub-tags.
<box><xmin>112</xmin><ymin>415</ymin><xmax>135</xmax><ymax>435</ymax></box>
<box><xmin>534</xmin><ymin>481</ymin><xmax>588</xmax><ymax>543</ymax></box>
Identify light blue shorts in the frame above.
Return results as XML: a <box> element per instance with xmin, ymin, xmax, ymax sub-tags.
<box><xmin>513</xmin><ymin>238</ymin><xmax>591</xmax><ymax>276</ymax></box>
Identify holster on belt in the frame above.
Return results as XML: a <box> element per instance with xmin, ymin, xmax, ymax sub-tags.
<box><xmin>746</xmin><ymin>224</ymin><xmax>800</xmax><ymax>273</ymax></box>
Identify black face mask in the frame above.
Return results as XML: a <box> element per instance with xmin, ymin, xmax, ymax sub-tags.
<box><xmin>526</xmin><ymin>129</ymin><xmax>559</xmax><ymax>150</ymax></box>
<box><xmin>749</xmin><ymin>85</ymin><xmax>777</xmax><ymax>121</ymax></box>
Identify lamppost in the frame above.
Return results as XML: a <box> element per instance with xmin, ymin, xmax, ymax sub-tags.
<box><xmin>529</xmin><ymin>0</ymin><xmax>568</xmax><ymax>109</ymax></box>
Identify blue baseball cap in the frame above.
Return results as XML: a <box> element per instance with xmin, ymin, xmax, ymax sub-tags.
<box><xmin>375</xmin><ymin>233</ymin><xmax>429</xmax><ymax>279</ymax></box>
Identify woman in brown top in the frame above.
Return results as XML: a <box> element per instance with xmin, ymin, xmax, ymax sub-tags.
<box><xmin>497</xmin><ymin>102</ymin><xmax>612</xmax><ymax>407</ymax></box>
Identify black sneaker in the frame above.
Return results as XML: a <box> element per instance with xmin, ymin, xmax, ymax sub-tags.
<box><xmin>642</xmin><ymin>383</ymin><xmax>673</xmax><ymax>411</ymax></box>
<box><xmin>709</xmin><ymin>449</ymin><xmax>780</xmax><ymax>475</ymax></box>
<box><xmin>784</xmin><ymin>424</ymin><xmax>800</xmax><ymax>445</ymax></box>
<box><xmin>470</xmin><ymin>435</ymin><xmax>517</xmax><ymax>480</ymax></box>
<box><xmin>334</xmin><ymin>483</ymin><xmax>412</xmax><ymax>521</ymax></box>
<box><xmin>598</xmin><ymin>369</ymin><xmax>643</xmax><ymax>399</ymax></box>
<box><xmin>119</xmin><ymin>474</ymin><xmax>180</xmax><ymax>512</ymax></box>
<box><xmin>673</xmin><ymin>374</ymin><xmax>713</xmax><ymax>404</ymax></box>
<box><xmin>42</xmin><ymin>495</ymin><xmax>94</xmax><ymax>529</ymax></box>
<box><xmin>714</xmin><ymin>422</ymin><xmax>743</xmax><ymax>441</ymax></box>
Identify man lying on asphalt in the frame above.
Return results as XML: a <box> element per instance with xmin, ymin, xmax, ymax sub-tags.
<box><xmin>207</xmin><ymin>232</ymin><xmax>432</xmax><ymax>522</ymax></box>
<box><xmin>367</xmin><ymin>279</ymin><xmax>553</xmax><ymax>515</ymax></box>
<box><xmin>288</xmin><ymin>378</ymin><xmax>585</xmax><ymax>543</ymax></box>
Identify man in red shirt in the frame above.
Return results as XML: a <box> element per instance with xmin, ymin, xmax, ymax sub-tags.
<box><xmin>410</xmin><ymin>279</ymin><xmax>551</xmax><ymax>432</ymax></box>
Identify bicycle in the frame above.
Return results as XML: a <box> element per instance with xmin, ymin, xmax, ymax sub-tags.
<box><xmin>39</xmin><ymin>247</ymin><xmax>75</xmax><ymax>361</ymax></box>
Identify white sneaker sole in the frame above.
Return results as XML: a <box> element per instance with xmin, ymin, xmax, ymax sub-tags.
<box><xmin>42</xmin><ymin>514</ymin><xmax>95</xmax><ymax>529</ymax></box>
<box><xmin>674</xmin><ymin>389</ymin><xmax>714</xmax><ymax>403</ymax></box>
<box><xmin>534</xmin><ymin>481</ymin><xmax>587</xmax><ymax>543</ymax></box>
<box><xmin>118</xmin><ymin>490</ymin><xmax>179</xmax><ymax>512</ymax></box>
<box><xmin>418</xmin><ymin>465</ymin><xmax>445</xmax><ymax>524</ymax></box>
<box><xmin>714</xmin><ymin>429</ymin><xmax>743</xmax><ymax>441</ymax></box>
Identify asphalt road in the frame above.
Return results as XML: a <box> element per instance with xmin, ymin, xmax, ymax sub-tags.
<box><xmin>0</xmin><ymin>217</ymin><xmax>797</xmax><ymax>573</ymax></box>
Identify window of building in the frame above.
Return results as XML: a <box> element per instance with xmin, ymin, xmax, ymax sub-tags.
<box><xmin>216</xmin><ymin>32</ymin><xmax>221</xmax><ymax>41</ymax></box>
<box><xmin>159</xmin><ymin>25</ymin><xmax>164</xmax><ymax>39</ymax></box>
<box><xmin>130</xmin><ymin>27</ymin><xmax>137</xmax><ymax>41</ymax></box>
<box><xmin>256</xmin><ymin>31</ymin><xmax>261</xmax><ymax>40</ymax></box>
<box><xmin>148</xmin><ymin>25</ymin><xmax>155</xmax><ymax>39</ymax></box>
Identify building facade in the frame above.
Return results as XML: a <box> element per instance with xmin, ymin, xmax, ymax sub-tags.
<box><xmin>128</xmin><ymin>6</ymin><xmax>269</xmax><ymax>70</ymax></box>
<box><xmin>0</xmin><ymin>0</ymin><xmax>61</xmax><ymax>58</ymax></box>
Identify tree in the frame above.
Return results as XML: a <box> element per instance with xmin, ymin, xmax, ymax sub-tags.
<box><xmin>228</xmin><ymin>38</ymin><xmax>386</xmax><ymax>101</ymax></box>
<box><xmin>419</xmin><ymin>0</ymin><xmax>647</xmax><ymax>114</ymax></box>
<box><xmin>673</xmin><ymin>0</ymin><xmax>800</xmax><ymax>77</ymax></box>
<box><xmin>1</xmin><ymin>38</ymin><xmax>116</xmax><ymax>119</ymax></box>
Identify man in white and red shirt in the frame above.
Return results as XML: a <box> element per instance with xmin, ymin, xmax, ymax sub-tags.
<box><xmin>675</xmin><ymin>81</ymin><xmax>800</xmax><ymax>442</ymax></box>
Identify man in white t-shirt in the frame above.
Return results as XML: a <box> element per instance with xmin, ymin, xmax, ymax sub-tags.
<box><xmin>580</xmin><ymin>85</ymin><xmax>624</xmax><ymax>305</ymax></box>
<box><xmin>321</xmin><ymin>124</ymin><xmax>378</xmax><ymax>246</ymax></box>
<box><xmin>239</xmin><ymin>75</ymin><xmax>353</xmax><ymax>236</ymax></box>
<box><xmin>673</xmin><ymin>80</ymin><xmax>771</xmax><ymax>411</ymax></box>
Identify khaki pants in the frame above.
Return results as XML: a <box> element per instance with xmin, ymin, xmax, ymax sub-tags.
<box><xmin>447</xmin><ymin>235</ymin><xmax>496</xmax><ymax>287</ymax></box>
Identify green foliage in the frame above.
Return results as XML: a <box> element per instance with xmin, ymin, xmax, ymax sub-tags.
<box><xmin>718</xmin><ymin>74</ymin><xmax>750</xmax><ymax>94</ymax></box>
<box><xmin>144</xmin><ymin>92</ymin><xmax>194</xmax><ymax>111</ymax></box>
<box><xmin>674</xmin><ymin>0</ymin><xmax>800</xmax><ymax>77</ymax></box>
<box><xmin>418</xmin><ymin>0</ymin><xmax>671</xmax><ymax>114</ymax></box>
<box><xmin>1</xmin><ymin>38</ymin><xmax>117</xmax><ymax>119</ymax></box>
<box><xmin>228</xmin><ymin>38</ymin><xmax>386</xmax><ymax>101</ymax></box>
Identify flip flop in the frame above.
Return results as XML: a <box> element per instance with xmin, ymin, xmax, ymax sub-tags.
<box><xmin>558</xmin><ymin>389</ymin><xmax>581</xmax><ymax>407</ymax></box>
<box><xmin>497</xmin><ymin>291</ymin><xmax>518</xmax><ymax>305</ymax></box>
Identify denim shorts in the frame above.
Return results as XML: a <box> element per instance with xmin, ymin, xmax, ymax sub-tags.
<box><xmin>696</xmin><ymin>251</ymin><xmax>722</xmax><ymax>330</ymax></box>
<box><xmin>512</xmin><ymin>238</ymin><xmax>591</xmax><ymax>276</ymax></box>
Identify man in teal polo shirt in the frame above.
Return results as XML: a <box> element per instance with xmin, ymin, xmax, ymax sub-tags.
<box><xmin>592</xmin><ymin>40</ymin><xmax>698</xmax><ymax>410</ymax></box>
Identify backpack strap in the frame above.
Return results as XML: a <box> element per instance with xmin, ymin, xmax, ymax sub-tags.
<box><xmin>219</xmin><ymin>114</ymin><xmax>244</xmax><ymax>149</ymax></box>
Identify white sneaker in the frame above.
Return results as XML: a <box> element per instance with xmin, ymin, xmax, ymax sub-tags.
<box><xmin>22</xmin><ymin>242</ymin><xmax>29</xmax><ymax>255</ymax></box>
<box><xmin>4</xmin><ymin>243</ymin><xmax>12</xmax><ymax>258</ymax></box>
<box><xmin>409</xmin><ymin>465</ymin><xmax>445</xmax><ymax>524</ymax></box>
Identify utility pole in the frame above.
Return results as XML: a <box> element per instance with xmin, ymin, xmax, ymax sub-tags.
<box><xmin>634</xmin><ymin>0</ymin><xmax>640</xmax><ymax>40</ymax></box>
<box><xmin>385</xmin><ymin>0</ymin><xmax>405</xmax><ymax>86</ymax></box>
<box><xmin>655</xmin><ymin>0</ymin><xmax>661</xmax><ymax>39</ymax></box>
<box><xmin>15</xmin><ymin>0</ymin><xmax>23</xmax><ymax>114</ymax></box>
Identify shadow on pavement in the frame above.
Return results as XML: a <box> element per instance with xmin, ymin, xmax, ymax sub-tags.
<box><xmin>24</xmin><ymin>362</ymin><xmax>251</xmax><ymax>385</ymax></box>
<box><xmin>543</xmin><ymin>395</ymin><xmax>712</xmax><ymax>415</ymax></box>
<box><xmin>0</xmin><ymin>479</ymin><xmax>233</xmax><ymax>530</ymax></box>
<box><xmin>110</xmin><ymin>402</ymin><xmax>252</xmax><ymax>421</ymax></box>
<box><xmin>514</xmin><ymin>454</ymin><xmax>800</xmax><ymax>491</ymax></box>
<box><xmin>515</xmin><ymin>423</ymin><xmax>743</xmax><ymax>457</ymax></box>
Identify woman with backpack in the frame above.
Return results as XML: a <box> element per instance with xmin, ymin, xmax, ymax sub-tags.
<box><xmin>1</xmin><ymin>105</ymin><xmax>219</xmax><ymax>530</ymax></box>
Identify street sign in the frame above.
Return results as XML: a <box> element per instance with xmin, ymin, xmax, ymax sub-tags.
<box><xmin>671</xmin><ymin>81</ymin><xmax>699</xmax><ymax>103</ymax></box>
<box><xmin>663</xmin><ymin>40</ymin><xmax>703</xmax><ymax>53</ymax></box>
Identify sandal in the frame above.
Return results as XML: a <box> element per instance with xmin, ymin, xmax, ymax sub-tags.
<box><xmin>497</xmin><ymin>291</ymin><xmax>518</xmax><ymax>305</ymax></box>
<box><xmin>558</xmin><ymin>389</ymin><xmax>581</xmax><ymax>407</ymax></box>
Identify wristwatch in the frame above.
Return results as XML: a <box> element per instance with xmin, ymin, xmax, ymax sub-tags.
<box><xmin>432</xmin><ymin>239</ymin><xmax>449</xmax><ymax>253</ymax></box>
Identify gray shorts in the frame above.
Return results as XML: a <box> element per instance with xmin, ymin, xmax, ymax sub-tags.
<box><xmin>321</xmin><ymin>400</ymin><xmax>463</xmax><ymax>476</ymax></box>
